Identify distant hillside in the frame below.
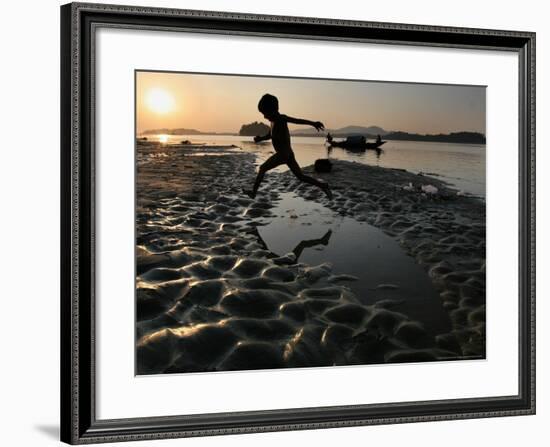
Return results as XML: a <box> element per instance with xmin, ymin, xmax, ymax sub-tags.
<box><xmin>292</xmin><ymin>125</ymin><xmax>389</xmax><ymax>137</ymax></box>
<box><xmin>384</xmin><ymin>131</ymin><xmax>486</xmax><ymax>144</ymax></box>
<box><xmin>141</xmin><ymin>127</ymin><xmax>204</xmax><ymax>135</ymax></box>
<box><xmin>239</xmin><ymin>121</ymin><xmax>270</xmax><ymax>136</ymax></box>
<box><xmin>292</xmin><ymin>125</ymin><xmax>485</xmax><ymax>144</ymax></box>
<box><xmin>335</xmin><ymin>125</ymin><xmax>389</xmax><ymax>136</ymax></box>
<box><xmin>140</xmin><ymin>128</ymin><xmax>237</xmax><ymax>136</ymax></box>
<box><xmin>142</xmin><ymin>125</ymin><xmax>485</xmax><ymax>145</ymax></box>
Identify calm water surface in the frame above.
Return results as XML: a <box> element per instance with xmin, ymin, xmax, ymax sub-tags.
<box><xmin>143</xmin><ymin>134</ymin><xmax>486</xmax><ymax>197</ymax></box>
<box><xmin>259</xmin><ymin>193</ymin><xmax>452</xmax><ymax>336</ymax></box>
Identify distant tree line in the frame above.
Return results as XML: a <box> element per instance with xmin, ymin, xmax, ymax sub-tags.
<box><xmin>141</xmin><ymin>124</ymin><xmax>485</xmax><ymax>144</ymax></box>
<box><xmin>383</xmin><ymin>131</ymin><xmax>486</xmax><ymax>144</ymax></box>
<box><xmin>239</xmin><ymin>121</ymin><xmax>270</xmax><ymax>136</ymax></box>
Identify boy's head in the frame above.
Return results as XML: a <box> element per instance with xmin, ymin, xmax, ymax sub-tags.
<box><xmin>258</xmin><ymin>93</ymin><xmax>279</xmax><ymax>120</ymax></box>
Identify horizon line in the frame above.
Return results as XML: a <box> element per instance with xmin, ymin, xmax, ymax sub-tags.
<box><xmin>137</xmin><ymin>126</ymin><xmax>487</xmax><ymax>137</ymax></box>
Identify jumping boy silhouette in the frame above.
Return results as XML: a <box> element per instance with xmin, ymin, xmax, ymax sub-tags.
<box><xmin>245</xmin><ymin>94</ymin><xmax>332</xmax><ymax>200</ymax></box>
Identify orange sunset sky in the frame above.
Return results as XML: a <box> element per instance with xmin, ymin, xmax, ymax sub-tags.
<box><xmin>136</xmin><ymin>70</ymin><xmax>486</xmax><ymax>135</ymax></box>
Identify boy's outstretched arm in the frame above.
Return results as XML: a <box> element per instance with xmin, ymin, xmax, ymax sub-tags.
<box><xmin>254</xmin><ymin>132</ymin><xmax>271</xmax><ymax>143</ymax></box>
<box><xmin>284</xmin><ymin>115</ymin><xmax>325</xmax><ymax>131</ymax></box>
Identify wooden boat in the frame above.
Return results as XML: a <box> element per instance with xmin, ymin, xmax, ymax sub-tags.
<box><xmin>326</xmin><ymin>133</ymin><xmax>386</xmax><ymax>151</ymax></box>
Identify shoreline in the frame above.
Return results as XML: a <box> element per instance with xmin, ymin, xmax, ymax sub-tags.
<box><xmin>138</xmin><ymin>133</ymin><xmax>487</xmax><ymax>146</ymax></box>
<box><xmin>135</xmin><ymin>142</ymin><xmax>485</xmax><ymax>374</ymax></box>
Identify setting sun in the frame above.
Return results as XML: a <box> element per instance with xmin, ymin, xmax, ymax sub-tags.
<box><xmin>146</xmin><ymin>87</ymin><xmax>175</xmax><ymax>114</ymax></box>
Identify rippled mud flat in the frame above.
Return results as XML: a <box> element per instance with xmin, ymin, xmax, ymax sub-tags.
<box><xmin>136</xmin><ymin>142</ymin><xmax>485</xmax><ymax>375</ymax></box>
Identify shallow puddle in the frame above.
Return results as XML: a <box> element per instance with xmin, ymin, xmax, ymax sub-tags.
<box><xmin>258</xmin><ymin>193</ymin><xmax>451</xmax><ymax>336</ymax></box>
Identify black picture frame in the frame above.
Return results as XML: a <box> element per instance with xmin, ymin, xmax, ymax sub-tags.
<box><xmin>60</xmin><ymin>2</ymin><xmax>536</xmax><ymax>444</ymax></box>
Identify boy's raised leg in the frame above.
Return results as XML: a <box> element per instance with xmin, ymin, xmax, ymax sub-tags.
<box><xmin>287</xmin><ymin>157</ymin><xmax>333</xmax><ymax>199</ymax></box>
